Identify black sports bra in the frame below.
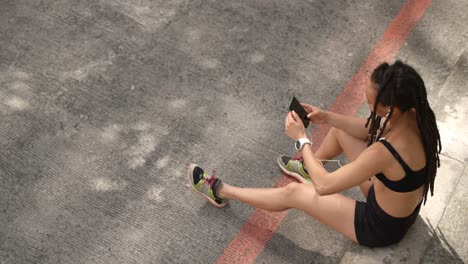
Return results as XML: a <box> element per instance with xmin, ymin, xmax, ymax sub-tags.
<box><xmin>375</xmin><ymin>139</ymin><xmax>427</xmax><ymax>192</ymax></box>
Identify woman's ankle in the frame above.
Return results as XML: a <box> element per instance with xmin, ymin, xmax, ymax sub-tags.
<box><xmin>217</xmin><ymin>182</ymin><xmax>230</xmax><ymax>199</ymax></box>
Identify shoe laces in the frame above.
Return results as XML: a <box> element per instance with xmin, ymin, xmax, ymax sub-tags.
<box><xmin>203</xmin><ymin>170</ymin><xmax>217</xmax><ymax>188</ymax></box>
<box><xmin>292</xmin><ymin>156</ymin><xmax>326</xmax><ymax>167</ymax></box>
<box><xmin>292</xmin><ymin>156</ymin><xmax>303</xmax><ymax>161</ymax></box>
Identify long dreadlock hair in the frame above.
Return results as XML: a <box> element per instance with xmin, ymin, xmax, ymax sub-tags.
<box><xmin>365</xmin><ymin>61</ymin><xmax>442</xmax><ymax>204</ymax></box>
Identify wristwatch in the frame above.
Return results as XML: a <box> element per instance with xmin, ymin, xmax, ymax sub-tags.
<box><xmin>295</xmin><ymin>138</ymin><xmax>312</xmax><ymax>151</ymax></box>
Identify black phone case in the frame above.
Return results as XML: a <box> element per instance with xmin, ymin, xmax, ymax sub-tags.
<box><xmin>289</xmin><ymin>96</ymin><xmax>310</xmax><ymax>128</ymax></box>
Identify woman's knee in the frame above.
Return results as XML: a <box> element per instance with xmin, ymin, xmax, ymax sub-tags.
<box><xmin>283</xmin><ymin>182</ymin><xmax>301</xmax><ymax>195</ymax></box>
<box><xmin>330</xmin><ymin>127</ymin><xmax>347</xmax><ymax>140</ymax></box>
<box><xmin>332</xmin><ymin>127</ymin><xmax>367</xmax><ymax>161</ymax></box>
<box><xmin>283</xmin><ymin>182</ymin><xmax>315</xmax><ymax>207</ymax></box>
<box><xmin>282</xmin><ymin>182</ymin><xmax>304</xmax><ymax>204</ymax></box>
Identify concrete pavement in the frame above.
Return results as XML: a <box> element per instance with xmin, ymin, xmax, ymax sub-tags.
<box><xmin>0</xmin><ymin>0</ymin><xmax>467</xmax><ymax>263</ymax></box>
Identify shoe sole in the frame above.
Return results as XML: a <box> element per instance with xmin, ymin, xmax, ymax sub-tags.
<box><xmin>276</xmin><ymin>157</ymin><xmax>312</xmax><ymax>184</ymax></box>
<box><xmin>187</xmin><ymin>163</ymin><xmax>228</xmax><ymax>208</ymax></box>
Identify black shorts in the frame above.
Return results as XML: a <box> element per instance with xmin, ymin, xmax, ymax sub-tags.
<box><xmin>354</xmin><ymin>185</ymin><xmax>421</xmax><ymax>247</ymax></box>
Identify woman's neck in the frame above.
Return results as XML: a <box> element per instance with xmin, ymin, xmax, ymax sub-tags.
<box><xmin>387</xmin><ymin>109</ymin><xmax>415</xmax><ymax>136</ymax></box>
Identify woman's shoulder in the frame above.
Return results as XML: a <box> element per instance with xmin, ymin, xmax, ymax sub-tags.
<box><xmin>380</xmin><ymin>134</ymin><xmax>426</xmax><ymax>170</ymax></box>
<box><xmin>364</xmin><ymin>141</ymin><xmax>395</xmax><ymax>166</ymax></box>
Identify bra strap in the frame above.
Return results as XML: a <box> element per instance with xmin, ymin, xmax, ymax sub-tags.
<box><xmin>378</xmin><ymin>139</ymin><xmax>412</xmax><ymax>172</ymax></box>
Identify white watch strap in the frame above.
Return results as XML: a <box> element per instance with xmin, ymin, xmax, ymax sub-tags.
<box><xmin>297</xmin><ymin>138</ymin><xmax>312</xmax><ymax>151</ymax></box>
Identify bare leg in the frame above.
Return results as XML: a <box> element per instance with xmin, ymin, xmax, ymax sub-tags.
<box><xmin>313</xmin><ymin>127</ymin><xmax>373</xmax><ymax>198</ymax></box>
<box><xmin>218</xmin><ymin>182</ymin><xmax>358</xmax><ymax>243</ymax></box>
<box><xmin>314</xmin><ymin>127</ymin><xmax>344</xmax><ymax>161</ymax></box>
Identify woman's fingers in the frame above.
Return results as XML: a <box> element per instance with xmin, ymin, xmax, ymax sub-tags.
<box><xmin>285</xmin><ymin>111</ymin><xmax>297</xmax><ymax>127</ymax></box>
<box><xmin>291</xmin><ymin>111</ymin><xmax>298</xmax><ymax>121</ymax></box>
<box><xmin>285</xmin><ymin>112</ymin><xmax>293</xmax><ymax>129</ymax></box>
<box><xmin>300</xmin><ymin>103</ymin><xmax>315</xmax><ymax>113</ymax></box>
<box><xmin>307</xmin><ymin>110</ymin><xmax>318</xmax><ymax>118</ymax></box>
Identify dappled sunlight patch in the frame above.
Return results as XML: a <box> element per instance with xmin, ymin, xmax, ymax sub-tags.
<box><xmin>146</xmin><ymin>186</ymin><xmax>164</xmax><ymax>202</ymax></box>
<box><xmin>101</xmin><ymin>124</ymin><xmax>122</xmax><ymax>143</ymax></box>
<box><xmin>127</xmin><ymin>132</ymin><xmax>157</xmax><ymax>169</ymax></box>
<box><xmin>178</xmin><ymin>27</ymin><xmax>203</xmax><ymax>54</ymax></box>
<box><xmin>170</xmin><ymin>98</ymin><xmax>186</xmax><ymax>109</ymax></box>
<box><xmin>11</xmin><ymin>70</ymin><xmax>30</xmax><ymax>80</ymax></box>
<box><xmin>186</xmin><ymin>27</ymin><xmax>202</xmax><ymax>43</ymax></box>
<box><xmin>93</xmin><ymin>177</ymin><xmax>127</xmax><ymax>192</ymax></box>
<box><xmin>156</xmin><ymin>156</ymin><xmax>170</xmax><ymax>169</ymax></box>
<box><xmin>134</xmin><ymin>121</ymin><xmax>151</xmax><ymax>131</ymax></box>
<box><xmin>200</xmin><ymin>58</ymin><xmax>220</xmax><ymax>69</ymax></box>
<box><xmin>117</xmin><ymin>122</ymin><xmax>169</xmax><ymax>170</ymax></box>
<box><xmin>130</xmin><ymin>156</ymin><xmax>146</xmax><ymax>169</ymax></box>
<box><xmin>250</xmin><ymin>51</ymin><xmax>265</xmax><ymax>63</ymax></box>
<box><xmin>106</xmin><ymin>0</ymin><xmax>179</xmax><ymax>31</ymax></box>
<box><xmin>60</xmin><ymin>52</ymin><xmax>115</xmax><ymax>81</ymax></box>
<box><xmin>4</xmin><ymin>96</ymin><xmax>31</xmax><ymax>111</ymax></box>
<box><xmin>125</xmin><ymin>227</ymin><xmax>146</xmax><ymax>244</ymax></box>
<box><xmin>11</xmin><ymin>81</ymin><xmax>32</xmax><ymax>93</ymax></box>
<box><xmin>195</xmin><ymin>105</ymin><xmax>208</xmax><ymax>116</ymax></box>
<box><xmin>0</xmin><ymin>68</ymin><xmax>31</xmax><ymax>80</ymax></box>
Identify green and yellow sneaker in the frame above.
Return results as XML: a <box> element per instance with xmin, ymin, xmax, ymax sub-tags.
<box><xmin>277</xmin><ymin>156</ymin><xmax>313</xmax><ymax>184</ymax></box>
<box><xmin>187</xmin><ymin>163</ymin><xmax>229</xmax><ymax>208</ymax></box>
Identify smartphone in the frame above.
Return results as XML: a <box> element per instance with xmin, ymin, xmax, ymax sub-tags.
<box><xmin>289</xmin><ymin>96</ymin><xmax>310</xmax><ymax>128</ymax></box>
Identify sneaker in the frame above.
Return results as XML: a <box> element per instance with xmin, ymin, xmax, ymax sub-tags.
<box><xmin>277</xmin><ymin>155</ymin><xmax>313</xmax><ymax>184</ymax></box>
<box><xmin>187</xmin><ymin>163</ymin><xmax>229</xmax><ymax>208</ymax></box>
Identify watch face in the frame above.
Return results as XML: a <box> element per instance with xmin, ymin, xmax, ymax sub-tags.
<box><xmin>295</xmin><ymin>140</ymin><xmax>301</xmax><ymax>150</ymax></box>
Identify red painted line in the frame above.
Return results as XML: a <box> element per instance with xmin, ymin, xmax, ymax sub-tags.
<box><xmin>215</xmin><ymin>1</ymin><xmax>432</xmax><ymax>263</ymax></box>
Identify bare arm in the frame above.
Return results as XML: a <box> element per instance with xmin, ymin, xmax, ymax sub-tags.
<box><xmin>300</xmin><ymin>142</ymin><xmax>387</xmax><ymax>195</ymax></box>
<box><xmin>285</xmin><ymin>109</ymin><xmax>387</xmax><ymax>196</ymax></box>
<box><xmin>325</xmin><ymin>112</ymin><xmax>369</xmax><ymax>140</ymax></box>
<box><xmin>301</xmin><ymin>103</ymin><xmax>370</xmax><ymax>140</ymax></box>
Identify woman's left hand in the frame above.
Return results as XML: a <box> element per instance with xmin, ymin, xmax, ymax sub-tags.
<box><xmin>285</xmin><ymin>111</ymin><xmax>307</xmax><ymax>141</ymax></box>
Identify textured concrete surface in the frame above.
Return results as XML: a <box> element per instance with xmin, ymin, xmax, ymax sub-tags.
<box><xmin>421</xmin><ymin>165</ymin><xmax>468</xmax><ymax>264</ymax></box>
<box><xmin>0</xmin><ymin>0</ymin><xmax>467</xmax><ymax>263</ymax></box>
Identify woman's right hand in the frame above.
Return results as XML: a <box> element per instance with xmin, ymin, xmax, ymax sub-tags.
<box><xmin>301</xmin><ymin>103</ymin><xmax>328</xmax><ymax>124</ymax></box>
